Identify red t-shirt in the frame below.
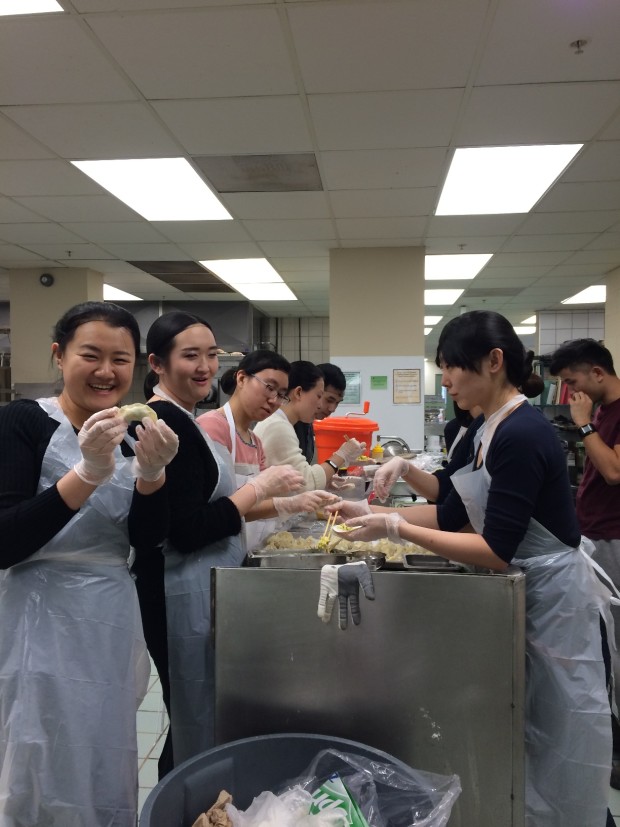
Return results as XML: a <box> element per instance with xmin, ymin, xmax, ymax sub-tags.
<box><xmin>576</xmin><ymin>396</ymin><xmax>620</xmax><ymax>540</ymax></box>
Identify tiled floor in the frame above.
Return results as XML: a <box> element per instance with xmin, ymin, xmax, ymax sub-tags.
<box><xmin>137</xmin><ymin>663</ymin><xmax>168</xmax><ymax>817</ymax></box>
<box><xmin>135</xmin><ymin>663</ymin><xmax>620</xmax><ymax>824</ymax></box>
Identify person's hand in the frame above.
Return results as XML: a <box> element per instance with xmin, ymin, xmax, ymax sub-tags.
<box><xmin>343</xmin><ymin>512</ymin><xmax>406</xmax><ymax>543</ymax></box>
<box><xmin>337</xmin><ymin>562</ymin><xmax>375</xmax><ymax>629</ymax></box>
<box><xmin>247</xmin><ymin>465</ymin><xmax>305</xmax><ymax>504</ymax></box>
<box><xmin>273</xmin><ymin>489</ymin><xmax>341</xmax><ymax>517</ymax></box>
<box><xmin>317</xmin><ymin>565</ymin><xmax>339</xmax><ymax>624</ymax></box>
<box><xmin>325</xmin><ymin>498</ymin><xmax>371</xmax><ymax>519</ymax></box>
<box><xmin>132</xmin><ymin>418</ymin><xmax>179</xmax><ymax>482</ymax></box>
<box><xmin>569</xmin><ymin>391</ymin><xmax>594</xmax><ymax>428</ymax></box>
<box><xmin>74</xmin><ymin>408</ymin><xmax>127</xmax><ymax>485</ymax></box>
<box><xmin>332</xmin><ymin>438</ymin><xmax>366</xmax><ymax>467</ymax></box>
<box><xmin>373</xmin><ymin>456</ymin><xmax>412</xmax><ymax>501</ymax></box>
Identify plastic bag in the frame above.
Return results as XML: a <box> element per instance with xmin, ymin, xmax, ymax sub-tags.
<box><xmin>279</xmin><ymin>749</ymin><xmax>461</xmax><ymax>827</ymax></box>
<box><xmin>226</xmin><ymin>785</ymin><xmax>348</xmax><ymax>827</ymax></box>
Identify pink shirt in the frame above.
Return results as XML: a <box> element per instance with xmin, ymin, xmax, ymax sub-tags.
<box><xmin>197</xmin><ymin>409</ymin><xmax>267</xmax><ymax>470</ymax></box>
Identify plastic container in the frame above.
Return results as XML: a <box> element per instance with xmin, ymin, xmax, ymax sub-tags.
<box><xmin>371</xmin><ymin>441</ymin><xmax>384</xmax><ymax>461</ymax></box>
<box><xmin>140</xmin><ymin>733</ymin><xmax>424</xmax><ymax>826</ymax></box>
<box><xmin>314</xmin><ymin>415</ymin><xmax>379</xmax><ymax>464</ymax></box>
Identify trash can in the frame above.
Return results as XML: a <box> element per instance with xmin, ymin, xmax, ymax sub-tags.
<box><xmin>140</xmin><ymin>733</ymin><xmax>432</xmax><ymax>827</ymax></box>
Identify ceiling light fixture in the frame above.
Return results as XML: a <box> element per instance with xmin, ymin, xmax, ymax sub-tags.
<box><xmin>424</xmin><ymin>316</ymin><xmax>443</xmax><ymax>326</ymax></box>
<box><xmin>72</xmin><ymin>158</ymin><xmax>232</xmax><ymax>221</ymax></box>
<box><xmin>104</xmin><ymin>285</ymin><xmax>143</xmax><ymax>301</ymax></box>
<box><xmin>424</xmin><ymin>289</ymin><xmax>465</xmax><ymax>306</ymax></box>
<box><xmin>0</xmin><ymin>0</ymin><xmax>63</xmax><ymax>14</ymax></box>
<box><xmin>200</xmin><ymin>258</ymin><xmax>297</xmax><ymax>301</ymax></box>
<box><xmin>513</xmin><ymin>326</ymin><xmax>536</xmax><ymax>335</ymax></box>
<box><xmin>561</xmin><ymin>285</ymin><xmax>606</xmax><ymax>304</ymax></box>
<box><xmin>425</xmin><ymin>253</ymin><xmax>493</xmax><ymax>280</ymax></box>
<box><xmin>521</xmin><ymin>315</ymin><xmax>536</xmax><ymax>324</ymax></box>
<box><xmin>436</xmin><ymin>144</ymin><xmax>583</xmax><ymax>215</ymax></box>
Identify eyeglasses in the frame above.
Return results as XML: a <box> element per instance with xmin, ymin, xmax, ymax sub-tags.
<box><xmin>248</xmin><ymin>374</ymin><xmax>290</xmax><ymax>404</ymax></box>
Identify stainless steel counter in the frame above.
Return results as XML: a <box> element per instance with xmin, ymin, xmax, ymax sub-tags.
<box><xmin>213</xmin><ymin>566</ymin><xmax>526</xmax><ymax>827</ymax></box>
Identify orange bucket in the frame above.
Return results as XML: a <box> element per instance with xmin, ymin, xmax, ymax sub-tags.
<box><xmin>314</xmin><ymin>414</ymin><xmax>379</xmax><ymax>464</ymax></box>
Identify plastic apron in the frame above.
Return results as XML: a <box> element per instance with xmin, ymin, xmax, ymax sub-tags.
<box><xmin>157</xmin><ymin>392</ymin><xmax>247</xmax><ymax>766</ymax></box>
<box><xmin>0</xmin><ymin>397</ymin><xmax>149</xmax><ymax>827</ymax></box>
<box><xmin>451</xmin><ymin>398</ymin><xmax>612</xmax><ymax>827</ymax></box>
<box><xmin>223</xmin><ymin>402</ymin><xmax>278</xmax><ymax>553</ymax></box>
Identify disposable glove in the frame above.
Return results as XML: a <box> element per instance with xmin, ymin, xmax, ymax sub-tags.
<box><xmin>247</xmin><ymin>464</ymin><xmax>304</xmax><ymax>504</ymax></box>
<box><xmin>343</xmin><ymin>512</ymin><xmax>406</xmax><ymax>543</ymax></box>
<box><xmin>131</xmin><ymin>418</ymin><xmax>180</xmax><ymax>482</ymax></box>
<box><xmin>324</xmin><ymin>498</ymin><xmax>371</xmax><ymax>519</ymax></box>
<box><xmin>273</xmin><ymin>489</ymin><xmax>341</xmax><ymax>518</ymax></box>
<box><xmin>373</xmin><ymin>456</ymin><xmax>413</xmax><ymax>501</ymax></box>
<box><xmin>332</xmin><ymin>438</ymin><xmax>366</xmax><ymax>467</ymax></box>
<box><xmin>317</xmin><ymin>564</ymin><xmax>339</xmax><ymax>624</ymax></box>
<box><xmin>74</xmin><ymin>408</ymin><xmax>127</xmax><ymax>485</ymax></box>
<box><xmin>337</xmin><ymin>561</ymin><xmax>375</xmax><ymax>629</ymax></box>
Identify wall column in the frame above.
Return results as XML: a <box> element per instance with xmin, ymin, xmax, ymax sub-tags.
<box><xmin>9</xmin><ymin>267</ymin><xmax>104</xmax><ymax>399</ymax></box>
<box><xmin>329</xmin><ymin>247</ymin><xmax>426</xmax><ymax>449</ymax></box>
<box><xmin>605</xmin><ymin>266</ymin><xmax>620</xmax><ymax>367</ymax></box>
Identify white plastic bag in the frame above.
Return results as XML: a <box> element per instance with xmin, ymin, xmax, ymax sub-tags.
<box><xmin>226</xmin><ymin>785</ymin><xmax>347</xmax><ymax>827</ymax></box>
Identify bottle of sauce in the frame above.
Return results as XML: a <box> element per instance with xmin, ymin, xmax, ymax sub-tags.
<box><xmin>371</xmin><ymin>441</ymin><xmax>384</xmax><ymax>461</ymax></box>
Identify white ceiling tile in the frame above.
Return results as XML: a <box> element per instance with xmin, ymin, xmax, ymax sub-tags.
<box><xmin>503</xmin><ymin>234</ymin><xmax>598</xmax><ymax>253</ymax></box>
<box><xmin>62</xmin><ymin>222</ymin><xmax>167</xmax><ymax>244</ymax></box>
<box><xmin>545</xmin><ymin>263</ymin><xmax>610</xmax><ymax>277</ymax></box>
<box><xmin>243</xmin><ymin>220</ymin><xmax>336</xmax><ymax>242</ymax></box>
<box><xmin>0</xmin><ymin>224</ymin><xmax>85</xmax><ymax>245</ymax></box>
<box><xmin>22</xmin><ymin>243</ymin><xmax>115</xmax><ymax>260</ymax></box>
<box><xmin>0</xmin><ymin>161</ymin><xmax>101</xmax><ymax>197</ymax></box>
<box><xmin>0</xmin><ymin>198</ymin><xmax>48</xmax><ymax>224</ymax></box>
<box><xmin>73</xmin><ymin>0</ymin><xmax>262</xmax><ymax>8</ymax></box>
<box><xmin>600</xmin><ymin>111</ymin><xmax>620</xmax><ymax>140</ymax></box>
<box><xmin>152</xmin><ymin>97</ymin><xmax>312</xmax><ymax>155</ymax></box>
<box><xmin>175</xmin><ymin>242</ymin><xmax>263</xmax><ymax>260</ymax></box>
<box><xmin>329</xmin><ymin>188</ymin><xmax>436</xmax><ymax>218</ymax></box>
<box><xmin>259</xmin><ymin>240</ymin><xmax>335</xmax><ymax>257</ymax></box>
<box><xmin>427</xmin><ymin>215</ymin><xmax>524</xmax><ymax>237</ymax></box>
<box><xmin>0</xmin><ymin>17</ymin><xmax>135</xmax><ymax>105</ymax></box>
<box><xmin>309</xmin><ymin>90</ymin><xmax>462</xmax><ymax>150</ymax></box>
<box><xmin>270</xmin><ymin>257</ymin><xmax>328</xmax><ymax>271</ymax></box>
<box><xmin>151</xmin><ymin>221</ymin><xmax>251</xmax><ymax>244</ymax></box>
<box><xmin>88</xmin><ymin>7</ymin><xmax>296</xmax><ymax>99</ymax></box>
<box><xmin>519</xmin><ymin>211</ymin><xmax>620</xmax><ymax>234</ymax></box>
<box><xmin>563</xmin><ymin>250</ymin><xmax>620</xmax><ymax>267</ymax></box>
<box><xmin>0</xmin><ymin>115</ymin><xmax>54</xmax><ymax>160</ymax></box>
<box><xmin>95</xmin><ymin>243</ymin><xmax>186</xmax><ymax>260</ymax></box>
<box><xmin>339</xmin><ymin>238</ymin><xmax>424</xmax><ymax>248</ymax></box>
<box><xmin>491</xmin><ymin>252</ymin><xmax>569</xmax><ymax>267</ymax></box>
<box><xmin>321</xmin><ymin>148</ymin><xmax>448</xmax><ymax>190</ymax></box>
<box><xmin>1</xmin><ymin>103</ymin><xmax>181</xmax><ymax>159</ymax></box>
<box><xmin>562</xmin><ymin>141</ymin><xmax>620</xmax><ymax>182</ymax></box>
<box><xmin>289</xmin><ymin>0</ymin><xmax>488</xmax><ymax>93</ymax></box>
<box><xmin>424</xmin><ymin>237</ymin><xmax>507</xmax><ymax>254</ymax></box>
<box><xmin>13</xmin><ymin>196</ymin><xmax>140</xmax><ymax>222</ymax></box>
<box><xmin>221</xmin><ymin>192</ymin><xmax>330</xmax><ymax>221</ymax></box>
<box><xmin>474</xmin><ymin>266</ymin><xmax>553</xmax><ymax>281</ymax></box>
<box><xmin>537</xmin><ymin>182</ymin><xmax>620</xmax><ymax>212</ymax></box>
<box><xmin>587</xmin><ymin>233</ymin><xmax>620</xmax><ymax>250</ymax></box>
<box><xmin>0</xmin><ymin>245</ymin><xmax>50</xmax><ymax>263</ymax></box>
<box><xmin>336</xmin><ymin>217</ymin><xmax>427</xmax><ymax>240</ymax></box>
<box><xmin>477</xmin><ymin>0</ymin><xmax>620</xmax><ymax>85</ymax></box>
<box><xmin>456</xmin><ymin>83</ymin><xmax>620</xmax><ymax>145</ymax></box>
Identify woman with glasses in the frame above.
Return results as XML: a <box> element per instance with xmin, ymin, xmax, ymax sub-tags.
<box><xmin>133</xmin><ymin>313</ymin><xmax>305</xmax><ymax>770</ymax></box>
<box><xmin>197</xmin><ymin>351</ymin><xmax>340</xmax><ymax>552</ymax></box>
<box><xmin>254</xmin><ymin>360</ymin><xmax>365</xmax><ymax>491</ymax></box>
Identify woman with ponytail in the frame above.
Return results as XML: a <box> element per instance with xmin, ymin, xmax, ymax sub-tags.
<box><xmin>332</xmin><ymin>310</ymin><xmax>613</xmax><ymax>827</ymax></box>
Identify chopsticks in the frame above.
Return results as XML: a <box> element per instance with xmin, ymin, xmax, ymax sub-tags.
<box><xmin>317</xmin><ymin>510</ymin><xmax>340</xmax><ymax>549</ymax></box>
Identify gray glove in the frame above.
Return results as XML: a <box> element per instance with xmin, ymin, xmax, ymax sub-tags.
<box><xmin>337</xmin><ymin>561</ymin><xmax>375</xmax><ymax>630</ymax></box>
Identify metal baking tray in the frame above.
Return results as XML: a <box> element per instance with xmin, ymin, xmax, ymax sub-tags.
<box><xmin>248</xmin><ymin>549</ymin><xmax>386</xmax><ymax>570</ymax></box>
<box><xmin>400</xmin><ymin>553</ymin><xmax>465</xmax><ymax>572</ymax></box>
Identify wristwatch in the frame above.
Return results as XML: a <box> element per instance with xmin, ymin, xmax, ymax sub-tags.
<box><xmin>579</xmin><ymin>423</ymin><xmax>597</xmax><ymax>438</ymax></box>
<box><xmin>325</xmin><ymin>458</ymin><xmax>339</xmax><ymax>472</ymax></box>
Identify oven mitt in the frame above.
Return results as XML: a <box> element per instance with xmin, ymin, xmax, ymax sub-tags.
<box><xmin>337</xmin><ymin>561</ymin><xmax>375</xmax><ymax>630</ymax></box>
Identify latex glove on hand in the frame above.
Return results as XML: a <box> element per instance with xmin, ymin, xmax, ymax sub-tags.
<box><xmin>332</xmin><ymin>438</ymin><xmax>366</xmax><ymax>468</ymax></box>
<box><xmin>273</xmin><ymin>489</ymin><xmax>341</xmax><ymax>518</ymax></box>
<box><xmin>344</xmin><ymin>512</ymin><xmax>406</xmax><ymax>543</ymax></box>
<box><xmin>317</xmin><ymin>565</ymin><xmax>339</xmax><ymax>624</ymax></box>
<box><xmin>324</xmin><ymin>498</ymin><xmax>371</xmax><ymax>519</ymax></box>
<box><xmin>373</xmin><ymin>456</ymin><xmax>412</xmax><ymax>501</ymax></box>
<box><xmin>74</xmin><ymin>408</ymin><xmax>127</xmax><ymax>485</ymax></box>
<box><xmin>337</xmin><ymin>561</ymin><xmax>375</xmax><ymax>629</ymax></box>
<box><xmin>247</xmin><ymin>464</ymin><xmax>305</xmax><ymax>504</ymax></box>
<box><xmin>132</xmin><ymin>418</ymin><xmax>179</xmax><ymax>482</ymax></box>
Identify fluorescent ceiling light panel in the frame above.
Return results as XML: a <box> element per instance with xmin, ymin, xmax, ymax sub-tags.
<box><xmin>425</xmin><ymin>254</ymin><xmax>492</xmax><ymax>280</ymax></box>
<box><xmin>562</xmin><ymin>285</ymin><xmax>606</xmax><ymax>304</ymax></box>
<box><xmin>0</xmin><ymin>0</ymin><xmax>63</xmax><ymax>13</ymax></box>
<box><xmin>424</xmin><ymin>316</ymin><xmax>443</xmax><ymax>325</ymax></box>
<box><xmin>424</xmin><ymin>328</ymin><xmax>432</xmax><ymax>335</ymax></box>
<box><xmin>436</xmin><ymin>144</ymin><xmax>582</xmax><ymax>215</ymax></box>
<box><xmin>425</xmin><ymin>289</ymin><xmax>464</xmax><ymax>306</ymax></box>
<box><xmin>514</xmin><ymin>326</ymin><xmax>536</xmax><ymax>335</ymax></box>
<box><xmin>71</xmin><ymin>158</ymin><xmax>232</xmax><ymax>221</ymax></box>
<box><xmin>521</xmin><ymin>315</ymin><xmax>536</xmax><ymax>324</ymax></box>
<box><xmin>104</xmin><ymin>284</ymin><xmax>142</xmax><ymax>301</ymax></box>
<box><xmin>238</xmin><ymin>283</ymin><xmax>297</xmax><ymax>301</ymax></box>
<box><xmin>200</xmin><ymin>258</ymin><xmax>282</xmax><ymax>285</ymax></box>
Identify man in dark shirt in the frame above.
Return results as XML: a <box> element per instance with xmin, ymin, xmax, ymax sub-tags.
<box><xmin>550</xmin><ymin>338</ymin><xmax>620</xmax><ymax>787</ymax></box>
<box><xmin>294</xmin><ymin>363</ymin><xmax>346</xmax><ymax>463</ymax></box>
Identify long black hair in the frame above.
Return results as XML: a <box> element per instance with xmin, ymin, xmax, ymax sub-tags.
<box><xmin>219</xmin><ymin>349</ymin><xmax>291</xmax><ymax>396</ymax></box>
<box><xmin>53</xmin><ymin>301</ymin><xmax>141</xmax><ymax>358</ymax></box>
<box><xmin>144</xmin><ymin>311</ymin><xmax>213</xmax><ymax>398</ymax></box>
<box><xmin>287</xmin><ymin>360</ymin><xmax>324</xmax><ymax>393</ymax></box>
<box><xmin>436</xmin><ymin>310</ymin><xmax>541</xmax><ymax>397</ymax></box>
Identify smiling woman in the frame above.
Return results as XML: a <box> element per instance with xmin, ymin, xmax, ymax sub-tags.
<box><xmin>0</xmin><ymin>300</ymin><xmax>178</xmax><ymax>827</ymax></box>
